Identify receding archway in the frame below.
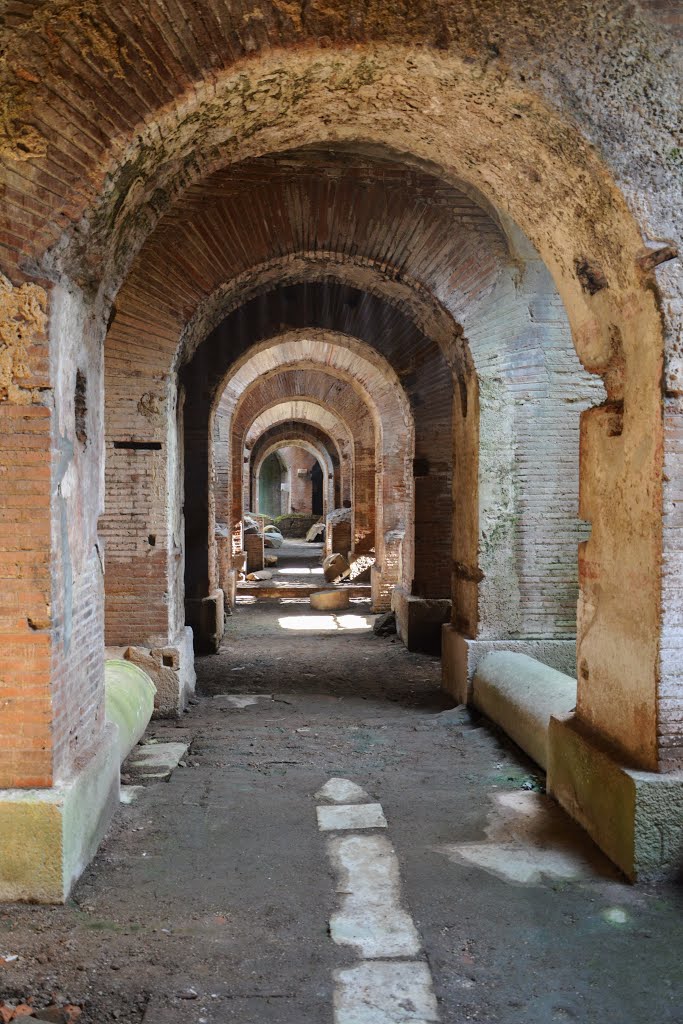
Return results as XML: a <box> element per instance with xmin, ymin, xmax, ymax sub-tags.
<box><xmin>2</xmin><ymin>25</ymin><xmax>678</xmax><ymax>896</ymax></box>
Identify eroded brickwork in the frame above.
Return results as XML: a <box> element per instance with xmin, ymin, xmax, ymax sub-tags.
<box><xmin>0</xmin><ymin>276</ymin><xmax>54</xmax><ymax>787</ymax></box>
<box><xmin>0</xmin><ymin>1</ymin><xmax>679</xmax><ymax>880</ymax></box>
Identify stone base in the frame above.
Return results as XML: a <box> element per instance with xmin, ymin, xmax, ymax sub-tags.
<box><xmin>118</xmin><ymin>625</ymin><xmax>196</xmax><ymax>717</ymax></box>
<box><xmin>548</xmin><ymin>714</ymin><xmax>683</xmax><ymax>881</ymax></box>
<box><xmin>0</xmin><ymin>724</ymin><xmax>120</xmax><ymax>903</ymax></box>
<box><xmin>371</xmin><ymin>566</ymin><xmax>392</xmax><ymax>613</ymax></box>
<box><xmin>186</xmin><ymin>590</ymin><xmax>225</xmax><ymax>654</ymax></box>
<box><xmin>310</xmin><ymin>588</ymin><xmax>351</xmax><ymax>611</ymax></box>
<box><xmin>441</xmin><ymin>626</ymin><xmax>577</xmax><ymax>704</ymax></box>
<box><xmin>391</xmin><ymin>588</ymin><xmax>451</xmax><ymax>654</ymax></box>
<box><xmin>224</xmin><ymin>569</ymin><xmax>238</xmax><ymax>610</ymax></box>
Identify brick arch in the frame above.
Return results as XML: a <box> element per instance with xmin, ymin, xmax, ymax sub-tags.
<box><xmin>7</xmin><ymin>44</ymin><xmax>663</xmax><ymax>364</ymax></box>
<box><xmin>100</xmin><ymin>144</ymin><xmax>599</xmax><ymax>679</ymax></box>
<box><xmin>182</xmin><ymin>284</ymin><xmax>446</xmax><ymax>628</ymax></box>
<box><xmin>247</xmin><ymin>401</ymin><xmax>349</xmax><ymax>439</ymax></box>
<box><xmin>238</xmin><ymin>386</ymin><xmax>367</xmax><ymax>551</ymax></box>
<box><xmin>238</xmin><ymin>395</ymin><xmax>372</xmax><ymax>569</ymax></box>
<box><xmin>213</xmin><ymin>418</ymin><xmax>342</xmax><ymax>596</ymax></box>
<box><xmin>0</xmin><ymin>7</ymin><xmax>679</xmax><ymax>891</ymax></box>
<box><xmin>219</xmin><ymin>329</ymin><xmax>412</xmax><ymax>437</ymax></box>
<box><xmin>249</xmin><ymin>423</ymin><xmax>343</xmax><ymax>509</ymax></box>
<box><xmin>252</xmin><ymin>439</ymin><xmax>335</xmax><ymax>518</ymax></box>
<box><xmin>215</xmin><ymin>330</ymin><xmax>416</xmax><ymax>583</ymax></box>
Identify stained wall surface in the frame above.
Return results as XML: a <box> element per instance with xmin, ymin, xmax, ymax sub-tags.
<box><xmin>0</xmin><ymin>1</ymin><xmax>680</xmax><ymax>888</ymax></box>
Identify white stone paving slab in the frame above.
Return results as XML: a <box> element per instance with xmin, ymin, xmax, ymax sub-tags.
<box><xmin>327</xmin><ymin>834</ymin><xmax>421</xmax><ymax>958</ymax></box>
<box><xmin>317</xmin><ymin>803</ymin><xmax>387</xmax><ymax>831</ymax></box>
<box><xmin>334</xmin><ymin>961</ymin><xmax>440</xmax><ymax>1023</ymax></box>
<box><xmin>127</xmin><ymin>741</ymin><xmax>189</xmax><ymax>779</ymax></box>
<box><xmin>212</xmin><ymin>694</ymin><xmax>271</xmax><ymax>709</ymax></box>
<box><xmin>315</xmin><ymin>778</ymin><xmax>370</xmax><ymax>804</ymax></box>
<box><xmin>120</xmin><ymin>785</ymin><xmax>144</xmax><ymax>804</ymax></box>
<box><xmin>437</xmin><ymin>790</ymin><xmax>610</xmax><ymax>884</ymax></box>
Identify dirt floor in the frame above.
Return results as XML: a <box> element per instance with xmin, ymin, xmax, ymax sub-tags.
<box><xmin>1</xmin><ymin>583</ymin><xmax>682</xmax><ymax>1022</ymax></box>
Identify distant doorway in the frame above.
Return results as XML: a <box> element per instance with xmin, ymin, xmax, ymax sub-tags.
<box><xmin>311</xmin><ymin>461</ymin><xmax>324</xmax><ymax>517</ymax></box>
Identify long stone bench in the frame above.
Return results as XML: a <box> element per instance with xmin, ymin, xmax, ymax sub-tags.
<box><xmin>472</xmin><ymin>652</ymin><xmax>577</xmax><ymax>771</ymax></box>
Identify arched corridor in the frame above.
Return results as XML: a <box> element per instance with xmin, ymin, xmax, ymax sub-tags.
<box><xmin>0</xmin><ymin>1</ymin><xmax>681</xmax><ymax>1020</ymax></box>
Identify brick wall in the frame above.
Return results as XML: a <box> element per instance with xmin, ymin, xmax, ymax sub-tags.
<box><xmin>279</xmin><ymin>447</ymin><xmax>316</xmax><ymax>514</ymax></box>
<box><xmin>249</xmin><ymin>425</ymin><xmax>340</xmax><ymax>511</ymax></box>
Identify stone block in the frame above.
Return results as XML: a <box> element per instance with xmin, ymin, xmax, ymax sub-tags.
<box><xmin>310</xmin><ymin>589</ymin><xmax>351</xmax><ymax>611</ymax></box>
<box><xmin>125</xmin><ymin>741</ymin><xmax>190</xmax><ymax>781</ymax></box>
<box><xmin>548</xmin><ymin>714</ymin><xmax>683</xmax><ymax>881</ymax></box>
<box><xmin>223</xmin><ymin>567</ymin><xmax>238</xmax><ymax>609</ymax></box>
<box><xmin>186</xmin><ymin>590</ymin><xmax>224</xmax><ymax>654</ymax></box>
<box><xmin>123</xmin><ymin>647</ymin><xmax>178</xmax><ymax>717</ymax></box>
<box><xmin>391</xmin><ymin>587</ymin><xmax>451</xmax><ymax>654</ymax></box>
<box><xmin>472</xmin><ymin>652</ymin><xmax>577</xmax><ymax>770</ymax></box>
<box><xmin>442</xmin><ymin>627</ymin><xmax>577</xmax><ymax>705</ymax></box>
<box><xmin>323</xmin><ymin>552</ymin><xmax>349</xmax><ymax>582</ymax></box>
<box><xmin>244</xmin><ymin>532</ymin><xmax>264</xmax><ymax>571</ymax></box>
<box><xmin>0</xmin><ymin>725</ymin><xmax>120</xmax><ymax>903</ymax></box>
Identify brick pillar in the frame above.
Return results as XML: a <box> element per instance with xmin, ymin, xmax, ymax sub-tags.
<box><xmin>0</xmin><ymin>293</ymin><xmax>53</xmax><ymax>788</ymax></box>
<box><xmin>183</xmin><ymin>356</ymin><xmax>224</xmax><ymax>654</ymax></box>
<box><xmin>0</xmin><ymin>276</ymin><xmax>119</xmax><ymax>902</ymax></box>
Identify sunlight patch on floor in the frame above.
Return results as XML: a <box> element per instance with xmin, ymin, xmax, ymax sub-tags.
<box><xmin>277</xmin><ymin>566</ymin><xmax>324</xmax><ymax>575</ymax></box>
<box><xmin>436</xmin><ymin>790</ymin><xmax>616</xmax><ymax>885</ymax></box>
<box><xmin>278</xmin><ymin>613</ymin><xmax>372</xmax><ymax>631</ymax></box>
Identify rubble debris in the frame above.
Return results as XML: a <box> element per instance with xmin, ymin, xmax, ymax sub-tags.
<box><xmin>306</xmin><ymin>521</ymin><xmax>325</xmax><ymax>542</ymax></box>
<box><xmin>345</xmin><ymin>554</ymin><xmax>375</xmax><ymax>583</ymax></box>
<box><xmin>373</xmin><ymin>612</ymin><xmax>396</xmax><ymax>637</ymax></box>
<box><xmin>323</xmin><ymin>553</ymin><xmax>349</xmax><ymax>582</ymax></box>
<box><xmin>326</xmin><ymin>507</ymin><xmax>352</xmax><ymax>526</ymax></box>
<box><xmin>263</xmin><ymin>525</ymin><xmax>284</xmax><ymax>548</ymax></box>
<box><xmin>0</xmin><ymin>1006</ymin><xmax>82</xmax><ymax>1023</ymax></box>
<box><xmin>242</xmin><ymin>515</ymin><xmax>260</xmax><ymax>535</ymax></box>
<box><xmin>246</xmin><ymin>568</ymin><xmax>274</xmax><ymax>581</ymax></box>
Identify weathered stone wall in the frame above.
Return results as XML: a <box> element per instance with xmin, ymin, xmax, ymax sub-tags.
<box><xmin>250</xmin><ymin>425</ymin><xmax>341</xmax><ymax>510</ymax></box>
<box><xmin>278</xmin><ymin>447</ymin><xmax>316</xmax><ymax>515</ymax></box>
<box><xmin>0</xmin><ymin>1</ymin><xmax>680</xmax><ymax>887</ymax></box>
<box><xmin>49</xmin><ymin>283</ymin><xmax>109</xmax><ymax>785</ymax></box>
